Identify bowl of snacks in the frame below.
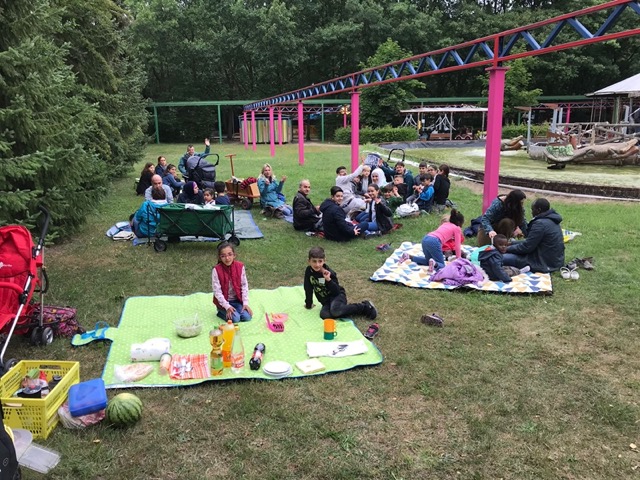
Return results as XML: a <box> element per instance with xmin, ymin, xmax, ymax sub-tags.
<box><xmin>174</xmin><ymin>316</ymin><xmax>203</xmax><ymax>338</ymax></box>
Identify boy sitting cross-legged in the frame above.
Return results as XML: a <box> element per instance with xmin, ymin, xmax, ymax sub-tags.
<box><xmin>304</xmin><ymin>246</ymin><xmax>377</xmax><ymax>320</ymax></box>
<box><xmin>478</xmin><ymin>234</ymin><xmax>524</xmax><ymax>282</ymax></box>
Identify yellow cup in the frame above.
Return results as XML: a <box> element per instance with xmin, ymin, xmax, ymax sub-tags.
<box><xmin>323</xmin><ymin>319</ymin><xmax>337</xmax><ymax>340</ymax></box>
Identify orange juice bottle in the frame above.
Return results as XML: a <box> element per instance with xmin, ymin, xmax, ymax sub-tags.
<box><xmin>220</xmin><ymin>320</ymin><xmax>236</xmax><ymax>368</ymax></box>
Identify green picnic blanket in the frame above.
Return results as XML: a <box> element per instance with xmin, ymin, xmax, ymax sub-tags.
<box><xmin>101</xmin><ymin>286</ymin><xmax>383</xmax><ymax>389</ymax></box>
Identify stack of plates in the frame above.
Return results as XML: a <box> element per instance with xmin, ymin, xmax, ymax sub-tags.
<box><xmin>263</xmin><ymin>361</ymin><xmax>292</xmax><ymax>379</ymax></box>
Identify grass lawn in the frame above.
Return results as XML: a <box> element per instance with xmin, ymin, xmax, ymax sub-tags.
<box><xmin>7</xmin><ymin>142</ymin><xmax>640</xmax><ymax>480</ymax></box>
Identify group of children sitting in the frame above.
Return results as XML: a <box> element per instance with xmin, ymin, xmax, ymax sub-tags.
<box><xmin>212</xmin><ymin>241</ymin><xmax>378</xmax><ymax>326</ymax></box>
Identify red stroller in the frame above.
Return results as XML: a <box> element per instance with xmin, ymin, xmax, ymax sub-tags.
<box><xmin>0</xmin><ymin>207</ymin><xmax>51</xmax><ymax>375</ymax></box>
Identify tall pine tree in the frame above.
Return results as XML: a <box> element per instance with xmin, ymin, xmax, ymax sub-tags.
<box><xmin>0</xmin><ymin>0</ymin><xmax>147</xmax><ymax>237</ymax></box>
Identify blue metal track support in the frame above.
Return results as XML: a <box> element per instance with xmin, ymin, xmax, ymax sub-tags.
<box><xmin>244</xmin><ymin>0</ymin><xmax>640</xmax><ymax>111</ymax></box>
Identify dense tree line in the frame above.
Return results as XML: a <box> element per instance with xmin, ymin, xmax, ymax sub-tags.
<box><xmin>2</xmin><ymin>0</ymin><xmax>637</xmax><ymax>235</ymax></box>
<box><xmin>0</xmin><ymin>0</ymin><xmax>147</xmax><ymax>237</ymax></box>
<box><xmin>127</xmin><ymin>0</ymin><xmax>639</xmax><ymax>141</ymax></box>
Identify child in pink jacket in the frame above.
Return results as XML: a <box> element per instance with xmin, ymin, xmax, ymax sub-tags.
<box><xmin>404</xmin><ymin>209</ymin><xmax>465</xmax><ymax>273</ymax></box>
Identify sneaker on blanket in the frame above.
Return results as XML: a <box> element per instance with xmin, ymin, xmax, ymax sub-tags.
<box><xmin>362</xmin><ymin>300</ymin><xmax>377</xmax><ymax>320</ymax></box>
<box><xmin>427</xmin><ymin>258</ymin><xmax>436</xmax><ymax>274</ymax></box>
<box><xmin>398</xmin><ymin>253</ymin><xmax>410</xmax><ymax>264</ymax></box>
<box><xmin>519</xmin><ymin>266</ymin><xmax>531</xmax><ymax>274</ymax></box>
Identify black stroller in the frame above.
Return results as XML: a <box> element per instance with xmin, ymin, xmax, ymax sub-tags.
<box><xmin>185</xmin><ymin>153</ymin><xmax>219</xmax><ymax>190</ymax></box>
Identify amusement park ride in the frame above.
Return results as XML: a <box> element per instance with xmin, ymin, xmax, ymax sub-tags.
<box><xmin>400</xmin><ymin>105</ymin><xmax>488</xmax><ymax>141</ymax></box>
<box><xmin>243</xmin><ymin>0</ymin><xmax>640</xmax><ymax>209</ymax></box>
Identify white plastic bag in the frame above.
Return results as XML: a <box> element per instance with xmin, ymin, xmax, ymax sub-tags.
<box><xmin>114</xmin><ymin>363</ymin><xmax>154</xmax><ymax>383</ymax></box>
<box><xmin>395</xmin><ymin>203</ymin><xmax>419</xmax><ymax>218</ymax></box>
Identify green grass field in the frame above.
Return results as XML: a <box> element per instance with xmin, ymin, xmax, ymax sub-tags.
<box><xmin>7</xmin><ymin>142</ymin><xmax>640</xmax><ymax>480</ymax></box>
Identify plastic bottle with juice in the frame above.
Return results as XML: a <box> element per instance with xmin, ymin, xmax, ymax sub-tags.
<box><xmin>220</xmin><ymin>320</ymin><xmax>235</xmax><ymax>368</ymax></box>
<box><xmin>230</xmin><ymin>325</ymin><xmax>245</xmax><ymax>374</ymax></box>
<box><xmin>209</xmin><ymin>328</ymin><xmax>224</xmax><ymax>376</ymax></box>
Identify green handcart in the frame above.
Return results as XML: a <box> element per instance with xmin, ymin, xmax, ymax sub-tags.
<box><xmin>152</xmin><ymin>204</ymin><xmax>239</xmax><ymax>252</ymax></box>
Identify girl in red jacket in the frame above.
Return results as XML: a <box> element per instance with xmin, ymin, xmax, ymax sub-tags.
<box><xmin>212</xmin><ymin>242</ymin><xmax>253</xmax><ymax>322</ymax></box>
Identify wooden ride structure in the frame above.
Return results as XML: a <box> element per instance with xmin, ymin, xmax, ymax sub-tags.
<box><xmin>528</xmin><ymin>123</ymin><xmax>640</xmax><ymax>168</ymax></box>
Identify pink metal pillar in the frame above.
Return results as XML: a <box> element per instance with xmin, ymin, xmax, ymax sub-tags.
<box><xmin>482</xmin><ymin>66</ymin><xmax>508</xmax><ymax>212</ymax></box>
<box><xmin>243</xmin><ymin>111</ymin><xmax>248</xmax><ymax>150</ymax></box>
<box><xmin>269</xmin><ymin>107</ymin><xmax>275</xmax><ymax>157</ymax></box>
<box><xmin>297</xmin><ymin>101</ymin><xmax>304</xmax><ymax>166</ymax></box>
<box><xmin>251</xmin><ymin>110</ymin><xmax>257</xmax><ymax>151</ymax></box>
<box><xmin>350</xmin><ymin>91</ymin><xmax>360</xmax><ymax>172</ymax></box>
<box><xmin>343</xmin><ymin>111</ymin><xmax>347</xmax><ymax>128</ymax></box>
<box><xmin>277</xmin><ymin>109</ymin><xmax>283</xmax><ymax>146</ymax></box>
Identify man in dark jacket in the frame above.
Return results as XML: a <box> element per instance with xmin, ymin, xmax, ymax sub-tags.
<box><xmin>503</xmin><ymin>198</ymin><xmax>565</xmax><ymax>273</ymax></box>
<box><xmin>319</xmin><ymin>186</ymin><xmax>370</xmax><ymax>242</ymax></box>
<box><xmin>293</xmin><ymin>179</ymin><xmax>321</xmax><ymax>231</ymax></box>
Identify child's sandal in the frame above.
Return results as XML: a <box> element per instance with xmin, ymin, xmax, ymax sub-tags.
<box><xmin>364</xmin><ymin>323</ymin><xmax>379</xmax><ymax>340</ymax></box>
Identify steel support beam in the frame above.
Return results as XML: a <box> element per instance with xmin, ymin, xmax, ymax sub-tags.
<box><xmin>483</xmin><ymin>66</ymin><xmax>509</xmax><ymax>212</ymax></box>
<box><xmin>351</xmin><ymin>91</ymin><xmax>360</xmax><ymax>172</ymax></box>
<box><xmin>298</xmin><ymin>101</ymin><xmax>304</xmax><ymax>166</ymax></box>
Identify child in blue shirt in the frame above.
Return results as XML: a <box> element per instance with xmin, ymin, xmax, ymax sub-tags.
<box><xmin>415</xmin><ymin>174</ymin><xmax>434</xmax><ymax>212</ymax></box>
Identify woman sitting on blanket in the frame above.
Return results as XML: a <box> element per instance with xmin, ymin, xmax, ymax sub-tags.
<box><xmin>477</xmin><ymin>189</ymin><xmax>528</xmax><ymax>246</ymax></box>
<box><xmin>177</xmin><ymin>181</ymin><xmax>204</xmax><ymax>205</ymax></box>
<box><xmin>402</xmin><ymin>209</ymin><xmax>465</xmax><ymax>274</ymax></box>
<box><xmin>257</xmin><ymin>163</ymin><xmax>292</xmax><ymax>218</ymax></box>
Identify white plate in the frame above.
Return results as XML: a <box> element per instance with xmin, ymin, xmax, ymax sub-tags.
<box><xmin>264</xmin><ymin>368</ymin><xmax>292</xmax><ymax>379</ymax></box>
<box><xmin>264</xmin><ymin>367</ymin><xmax>292</xmax><ymax>377</ymax></box>
<box><xmin>263</xmin><ymin>361</ymin><xmax>291</xmax><ymax>375</ymax></box>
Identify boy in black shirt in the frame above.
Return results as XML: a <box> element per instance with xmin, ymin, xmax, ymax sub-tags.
<box><xmin>304</xmin><ymin>246</ymin><xmax>377</xmax><ymax>320</ymax></box>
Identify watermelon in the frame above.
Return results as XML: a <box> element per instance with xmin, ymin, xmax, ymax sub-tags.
<box><xmin>106</xmin><ymin>393</ymin><xmax>143</xmax><ymax>426</ymax></box>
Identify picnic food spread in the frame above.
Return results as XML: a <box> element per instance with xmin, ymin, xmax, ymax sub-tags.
<box><xmin>111</xmin><ymin>310</ymin><xmax>371</xmax><ymax>382</ymax></box>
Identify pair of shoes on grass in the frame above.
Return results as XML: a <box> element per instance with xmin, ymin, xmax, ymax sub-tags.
<box><xmin>560</xmin><ymin>266</ymin><xmax>579</xmax><ymax>280</ymax></box>
<box><xmin>421</xmin><ymin>313</ymin><xmax>444</xmax><ymax>327</ymax></box>
<box><xmin>570</xmin><ymin>257</ymin><xmax>594</xmax><ymax>270</ymax></box>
